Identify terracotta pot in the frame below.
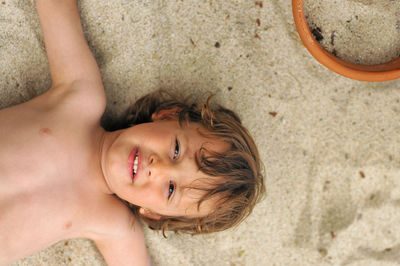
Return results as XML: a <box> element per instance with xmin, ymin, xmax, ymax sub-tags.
<box><xmin>292</xmin><ymin>0</ymin><xmax>400</xmax><ymax>82</ymax></box>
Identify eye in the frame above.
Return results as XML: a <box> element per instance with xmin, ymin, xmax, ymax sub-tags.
<box><xmin>168</xmin><ymin>181</ymin><xmax>175</xmax><ymax>199</ymax></box>
<box><xmin>173</xmin><ymin>139</ymin><xmax>180</xmax><ymax>160</ymax></box>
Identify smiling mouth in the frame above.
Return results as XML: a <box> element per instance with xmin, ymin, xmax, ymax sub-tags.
<box><xmin>128</xmin><ymin>148</ymin><xmax>140</xmax><ymax>182</ymax></box>
<box><xmin>133</xmin><ymin>150</ymin><xmax>139</xmax><ymax>177</ymax></box>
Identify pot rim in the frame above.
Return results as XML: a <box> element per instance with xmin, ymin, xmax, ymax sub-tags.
<box><xmin>292</xmin><ymin>0</ymin><xmax>400</xmax><ymax>82</ymax></box>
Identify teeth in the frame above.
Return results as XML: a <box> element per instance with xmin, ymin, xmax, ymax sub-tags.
<box><xmin>133</xmin><ymin>153</ymin><xmax>138</xmax><ymax>176</ymax></box>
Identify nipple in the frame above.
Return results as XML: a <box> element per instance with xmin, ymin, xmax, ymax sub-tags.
<box><xmin>39</xmin><ymin>127</ymin><xmax>51</xmax><ymax>136</ymax></box>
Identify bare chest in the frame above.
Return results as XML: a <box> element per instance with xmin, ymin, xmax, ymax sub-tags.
<box><xmin>0</xmin><ymin>108</ymin><xmax>90</xmax><ymax>199</ymax></box>
<box><xmin>0</xmin><ymin>105</ymin><xmax>101</xmax><ymax>263</ymax></box>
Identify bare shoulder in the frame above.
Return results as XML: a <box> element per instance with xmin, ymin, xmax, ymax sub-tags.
<box><xmin>28</xmin><ymin>81</ymin><xmax>107</xmax><ymax>124</ymax></box>
<box><xmin>82</xmin><ymin>196</ymin><xmax>151</xmax><ymax>266</ymax></box>
<box><xmin>82</xmin><ymin>195</ymin><xmax>139</xmax><ymax>239</ymax></box>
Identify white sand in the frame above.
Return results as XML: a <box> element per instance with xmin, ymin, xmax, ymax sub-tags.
<box><xmin>1</xmin><ymin>0</ymin><xmax>400</xmax><ymax>265</ymax></box>
<box><xmin>304</xmin><ymin>0</ymin><xmax>400</xmax><ymax>65</ymax></box>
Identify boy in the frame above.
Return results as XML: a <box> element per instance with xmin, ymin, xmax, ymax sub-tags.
<box><xmin>0</xmin><ymin>0</ymin><xmax>264</xmax><ymax>265</ymax></box>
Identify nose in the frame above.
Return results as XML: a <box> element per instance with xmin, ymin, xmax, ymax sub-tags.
<box><xmin>147</xmin><ymin>155</ymin><xmax>154</xmax><ymax>177</ymax></box>
<box><xmin>147</xmin><ymin>153</ymin><xmax>173</xmax><ymax>182</ymax></box>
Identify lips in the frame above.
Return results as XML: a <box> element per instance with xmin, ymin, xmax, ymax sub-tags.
<box><xmin>128</xmin><ymin>147</ymin><xmax>140</xmax><ymax>182</ymax></box>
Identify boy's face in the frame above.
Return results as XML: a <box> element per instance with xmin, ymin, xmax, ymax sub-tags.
<box><xmin>102</xmin><ymin>118</ymin><xmax>228</xmax><ymax>219</ymax></box>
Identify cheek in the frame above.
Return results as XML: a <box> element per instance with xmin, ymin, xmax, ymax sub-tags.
<box><xmin>125</xmin><ymin>185</ymin><xmax>160</xmax><ymax>206</ymax></box>
<box><xmin>106</xmin><ymin>144</ymin><xmax>127</xmax><ymax>173</ymax></box>
<box><xmin>133</xmin><ymin>129</ymin><xmax>164</xmax><ymax>146</ymax></box>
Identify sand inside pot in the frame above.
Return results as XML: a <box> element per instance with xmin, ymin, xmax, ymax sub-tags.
<box><xmin>303</xmin><ymin>0</ymin><xmax>400</xmax><ymax>65</ymax></box>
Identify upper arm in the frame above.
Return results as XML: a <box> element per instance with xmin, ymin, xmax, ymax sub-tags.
<box><xmin>35</xmin><ymin>0</ymin><xmax>102</xmax><ymax>88</ymax></box>
<box><xmin>94</xmin><ymin>217</ymin><xmax>151</xmax><ymax>266</ymax></box>
<box><xmin>92</xmin><ymin>208</ymin><xmax>151</xmax><ymax>266</ymax></box>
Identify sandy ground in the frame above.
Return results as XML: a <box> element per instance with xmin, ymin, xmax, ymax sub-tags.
<box><xmin>1</xmin><ymin>0</ymin><xmax>400</xmax><ymax>265</ymax></box>
<box><xmin>303</xmin><ymin>0</ymin><xmax>400</xmax><ymax>65</ymax></box>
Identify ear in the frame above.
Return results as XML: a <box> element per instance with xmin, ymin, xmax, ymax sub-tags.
<box><xmin>151</xmin><ymin>108</ymin><xmax>182</xmax><ymax>121</ymax></box>
<box><xmin>139</xmin><ymin>207</ymin><xmax>162</xmax><ymax>220</ymax></box>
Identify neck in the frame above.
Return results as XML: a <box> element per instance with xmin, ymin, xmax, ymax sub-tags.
<box><xmin>96</xmin><ymin>129</ymin><xmax>122</xmax><ymax>195</ymax></box>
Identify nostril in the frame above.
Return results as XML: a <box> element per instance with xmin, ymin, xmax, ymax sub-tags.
<box><xmin>148</xmin><ymin>170</ymin><xmax>151</xmax><ymax>176</ymax></box>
